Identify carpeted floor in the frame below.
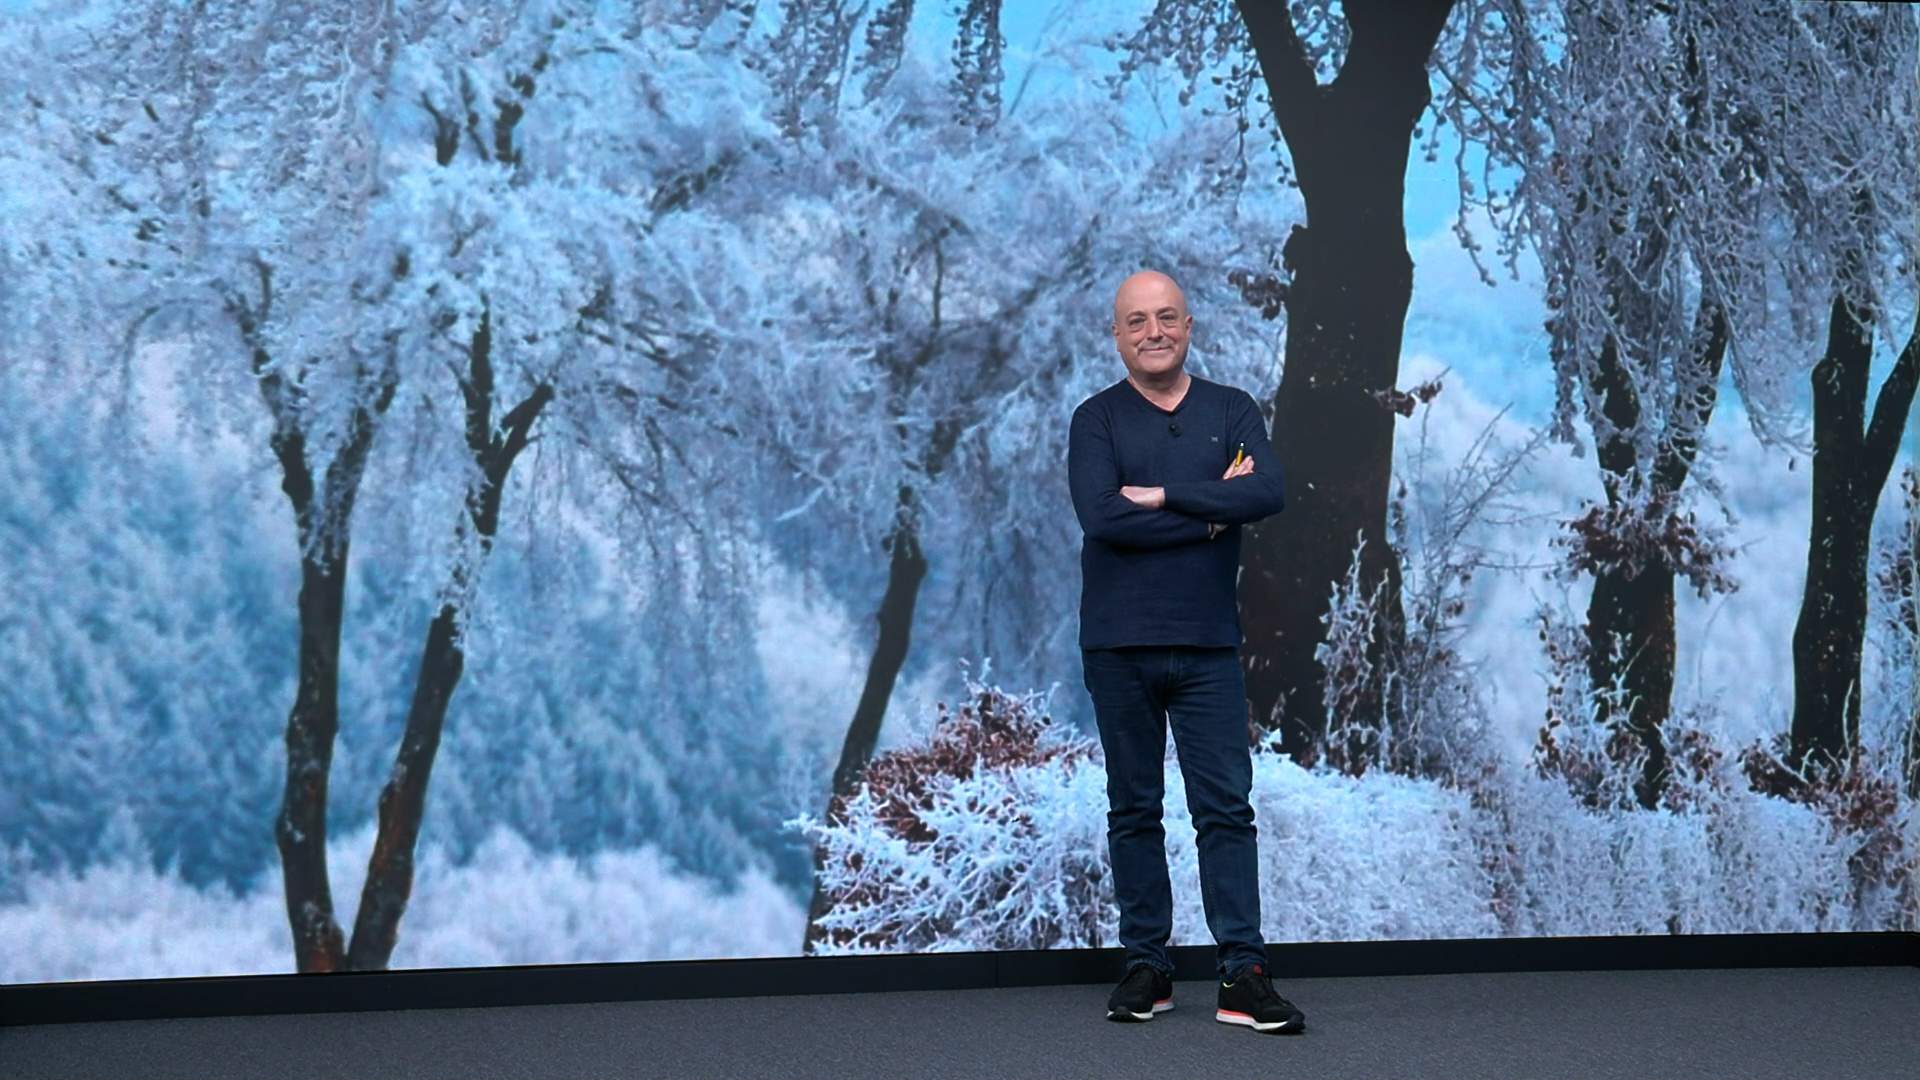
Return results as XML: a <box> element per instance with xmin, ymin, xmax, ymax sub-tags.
<box><xmin>4</xmin><ymin>966</ymin><xmax>1916</xmax><ymax>1079</ymax></box>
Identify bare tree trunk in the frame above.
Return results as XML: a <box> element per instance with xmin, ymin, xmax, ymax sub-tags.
<box><xmin>345</xmin><ymin>598</ymin><xmax>464</xmax><ymax>970</ymax></box>
<box><xmin>1791</xmin><ymin>292</ymin><xmax>1920</xmax><ymax>772</ymax></box>
<box><xmin>227</xmin><ymin>258</ymin><xmax>395</xmax><ymax>973</ymax></box>
<box><xmin>1577</xmin><ymin>296</ymin><xmax>1727</xmax><ymax>809</ymax></box>
<box><xmin>1898</xmin><ymin>469</ymin><xmax>1920</xmax><ymax>799</ymax></box>
<box><xmin>804</xmin><ymin>484</ymin><xmax>929</xmax><ymax>953</ymax></box>
<box><xmin>1585</xmin><ymin>552</ymin><xmax>1676</xmax><ymax>808</ymax></box>
<box><xmin>347</xmin><ymin>307</ymin><xmax>551</xmax><ymax>970</ymax></box>
<box><xmin>274</xmin><ymin>482</ymin><xmax>353</xmax><ymax>973</ymax></box>
<box><xmin>1232</xmin><ymin>0</ymin><xmax>1451</xmax><ymax>762</ymax></box>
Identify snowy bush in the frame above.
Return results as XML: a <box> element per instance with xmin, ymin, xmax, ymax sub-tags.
<box><xmin>1736</xmin><ymin>735</ymin><xmax>1917</xmax><ymax>933</ymax></box>
<box><xmin>1870</xmin><ymin>465</ymin><xmax>1920</xmax><ymax>799</ymax></box>
<box><xmin>793</xmin><ymin>681</ymin><xmax>1111</xmax><ymax>953</ymax></box>
<box><xmin>1526</xmin><ymin>596</ymin><xmax>1909</xmax><ymax>933</ymax></box>
<box><xmin>798</xmin><ymin>678</ymin><xmax>1495</xmax><ymax>951</ymax></box>
<box><xmin>799</xmin><ymin>675</ymin><xmax>1911</xmax><ymax>953</ymax></box>
<box><xmin>1479</xmin><ymin>756</ymin><xmax>1856</xmax><ymax>937</ymax></box>
<box><xmin>1313</xmin><ymin>393</ymin><xmax>1541</xmax><ymax>786</ymax></box>
<box><xmin>1245</xmin><ymin>735</ymin><xmax>1499</xmax><ymax>943</ymax></box>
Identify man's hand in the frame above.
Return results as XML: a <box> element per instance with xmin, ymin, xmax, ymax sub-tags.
<box><xmin>1119</xmin><ymin>485</ymin><xmax>1165</xmax><ymax>509</ymax></box>
<box><xmin>1205</xmin><ymin>454</ymin><xmax>1254</xmax><ymax>537</ymax></box>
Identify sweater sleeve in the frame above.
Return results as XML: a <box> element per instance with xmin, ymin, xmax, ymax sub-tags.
<box><xmin>1068</xmin><ymin>403</ymin><xmax>1211</xmax><ymax>550</ymax></box>
<box><xmin>1160</xmin><ymin>390</ymin><xmax>1286</xmax><ymax>525</ymax></box>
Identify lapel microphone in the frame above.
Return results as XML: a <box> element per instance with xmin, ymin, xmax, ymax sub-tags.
<box><xmin>1168</xmin><ymin>421</ymin><xmax>1182</xmax><ymax>436</ymax></box>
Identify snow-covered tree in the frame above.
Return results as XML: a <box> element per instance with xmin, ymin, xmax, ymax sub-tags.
<box><xmin>291</xmin><ymin>0</ymin><xmax>783</xmax><ymax>971</ymax></box>
<box><xmin>1471</xmin><ymin>0</ymin><xmax>1788</xmax><ymax>807</ymax></box>
<box><xmin>741</xmin><ymin>14</ymin><xmax>1296</xmax><ymax>949</ymax></box>
<box><xmin>1477</xmin><ymin>2</ymin><xmax>1919</xmax><ymax>800</ymax></box>
<box><xmin>0</xmin><ymin>376</ymin><xmax>289</xmax><ymax>888</ymax></box>
<box><xmin>1770</xmin><ymin>6</ymin><xmax>1920</xmax><ymax>775</ymax></box>
<box><xmin>1110</xmin><ymin>0</ymin><xmax>1508</xmax><ymax>761</ymax></box>
<box><xmin>50</xmin><ymin>0</ymin><xmax>421</xmax><ymax>971</ymax></box>
<box><xmin>35</xmin><ymin>0</ymin><xmax>788</xmax><ymax>970</ymax></box>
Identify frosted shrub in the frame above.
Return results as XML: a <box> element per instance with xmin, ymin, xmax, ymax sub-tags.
<box><xmin>1483</xmin><ymin>743</ymin><xmax>1854</xmax><ymax>938</ymax></box>
<box><xmin>1316</xmin><ymin>524</ymin><xmax>1487</xmax><ymax>784</ymax></box>
<box><xmin>1317</xmin><ymin>400</ymin><xmax>1534</xmax><ymax>785</ymax></box>
<box><xmin>1520</xmin><ymin>595</ymin><xmax>1893</xmax><ymax>934</ymax></box>
<box><xmin>793</xmin><ymin>681</ymin><xmax>1110</xmax><ymax>953</ymax></box>
<box><xmin>1739</xmin><ymin>736</ymin><xmax>1915</xmax><ymax>932</ymax></box>
<box><xmin>1245</xmin><ymin>735</ymin><xmax>1499</xmax><ymax>942</ymax></box>
<box><xmin>1316</xmin><ymin>533</ymin><xmax>1389</xmax><ymax>775</ymax></box>
<box><xmin>1873</xmin><ymin>466</ymin><xmax>1919</xmax><ymax>800</ymax></box>
<box><xmin>797</xmin><ymin>679</ymin><xmax>1500</xmax><ymax>953</ymax></box>
<box><xmin>1530</xmin><ymin>599</ymin><xmax>1655</xmax><ymax>812</ymax></box>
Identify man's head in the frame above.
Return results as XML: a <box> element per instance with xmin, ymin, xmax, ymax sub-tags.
<box><xmin>1111</xmin><ymin>270</ymin><xmax>1192</xmax><ymax>381</ymax></box>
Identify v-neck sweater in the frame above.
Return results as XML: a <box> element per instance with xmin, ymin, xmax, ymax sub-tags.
<box><xmin>1066</xmin><ymin>373</ymin><xmax>1287</xmax><ymax>650</ymax></box>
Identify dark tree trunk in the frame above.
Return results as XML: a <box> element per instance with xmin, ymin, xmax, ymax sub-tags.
<box><xmin>1899</xmin><ymin>468</ymin><xmax>1920</xmax><ymax>799</ymax></box>
<box><xmin>346</xmin><ymin>599</ymin><xmax>465</xmax><ymax>971</ymax></box>
<box><xmin>1232</xmin><ymin>0</ymin><xmax>1452</xmax><ymax>761</ymax></box>
<box><xmin>347</xmin><ymin>308</ymin><xmax>551</xmax><ymax>970</ymax></box>
<box><xmin>1578</xmin><ymin>295</ymin><xmax>1727</xmax><ymax>809</ymax></box>
<box><xmin>1580</xmin><ymin>334</ymin><xmax>1672</xmax><ymax>810</ymax></box>
<box><xmin>229</xmin><ymin>258</ymin><xmax>395</xmax><ymax>974</ymax></box>
<box><xmin>1585</xmin><ymin>555</ymin><xmax>1677</xmax><ymax>808</ymax></box>
<box><xmin>1791</xmin><ymin>292</ymin><xmax>1920</xmax><ymax>773</ymax></box>
<box><xmin>275</xmin><ymin>541</ymin><xmax>352</xmax><ymax>973</ymax></box>
<box><xmin>804</xmin><ymin>484</ymin><xmax>930</xmax><ymax>953</ymax></box>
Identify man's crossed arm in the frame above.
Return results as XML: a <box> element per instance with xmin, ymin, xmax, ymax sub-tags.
<box><xmin>1067</xmin><ymin>392</ymin><xmax>1285</xmax><ymax>550</ymax></box>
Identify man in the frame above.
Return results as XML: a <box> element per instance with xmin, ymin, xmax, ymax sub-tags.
<box><xmin>1067</xmin><ymin>269</ymin><xmax>1304</xmax><ymax>1035</ymax></box>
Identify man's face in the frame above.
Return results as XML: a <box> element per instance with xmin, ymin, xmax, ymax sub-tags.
<box><xmin>1112</xmin><ymin>274</ymin><xmax>1192</xmax><ymax>380</ymax></box>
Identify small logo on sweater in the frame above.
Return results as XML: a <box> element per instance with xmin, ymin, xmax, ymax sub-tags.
<box><xmin>1210</xmin><ymin>436</ymin><xmax>1219</xmax><ymax>443</ymax></box>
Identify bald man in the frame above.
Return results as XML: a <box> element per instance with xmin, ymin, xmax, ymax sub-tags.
<box><xmin>1068</xmin><ymin>270</ymin><xmax>1304</xmax><ymax>1034</ymax></box>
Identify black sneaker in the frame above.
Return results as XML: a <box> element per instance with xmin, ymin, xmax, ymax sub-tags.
<box><xmin>1215</xmin><ymin>963</ymin><xmax>1305</xmax><ymax>1034</ymax></box>
<box><xmin>1106</xmin><ymin>963</ymin><xmax>1174</xmax><ymax>1021</ymax></box>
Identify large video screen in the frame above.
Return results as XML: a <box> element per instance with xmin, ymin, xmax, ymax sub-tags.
<box><xmin>2</xmin><ymin>0</ymin><xmax>1916</xmax><ymax>983</ymax></box>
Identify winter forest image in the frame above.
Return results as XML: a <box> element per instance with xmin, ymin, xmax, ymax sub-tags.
<box><xmin>2</xmin><ymin>0</ymin><xmax>1917</xmax><ymax>983</ymax></box>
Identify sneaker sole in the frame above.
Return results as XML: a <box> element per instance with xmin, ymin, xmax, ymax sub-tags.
<box><xmin>1107</xmin><ymin>999</ymin><xmax>1174</xmax><ymax>1022</ymax></box>
<box><xmin>1215</xmin><ymin>1008</ymin><xmax>1304</xmax><ymax>1034</ymax></box>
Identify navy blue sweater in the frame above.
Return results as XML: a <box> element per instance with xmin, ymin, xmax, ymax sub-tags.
<box><xmin>1067</xmin><ymin>374</ymin><xmax>1286</xmax><ymax>650</ymax></box>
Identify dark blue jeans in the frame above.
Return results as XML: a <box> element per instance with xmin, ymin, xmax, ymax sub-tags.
<box><xmin>1083</xmin><ymin>645</ymin><xmax>1268</xmax><ymax>981</ymax></box>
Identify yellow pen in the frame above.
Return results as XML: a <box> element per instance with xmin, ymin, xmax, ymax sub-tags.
<box><xmin>1230</xmin><ymin>443</ymin><xmax>1245</xmax><ymax>469</ymax></box>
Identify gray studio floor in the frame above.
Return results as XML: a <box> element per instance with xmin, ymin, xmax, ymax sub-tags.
<box><xmin>4</xmin><ymin>966</ymin><xmax>1917</xmax><ymax>1080</ymax></box>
